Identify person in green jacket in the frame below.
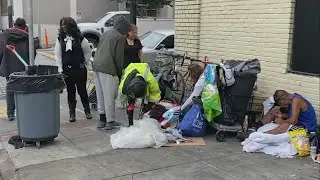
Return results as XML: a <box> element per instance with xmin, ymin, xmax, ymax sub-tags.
<box><xmin>93</xmin><ymin>15</ymin><xmax>131</xmax><ymax>130</ymax></box>
<box><xmin>119</xmin><ymin>63</ymin><xmax>161</xmax><ymax>126</ymax></box>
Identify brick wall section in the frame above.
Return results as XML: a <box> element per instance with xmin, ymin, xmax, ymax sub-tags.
<box><xmin>174</xmin><ymin>0</ymin><xmax>201</xmax><ymax>58</ymax></box>
<box><xmin>175</xmin><ymin>0</ymin><xmax>320</xmax><ymax>119</ymax></box>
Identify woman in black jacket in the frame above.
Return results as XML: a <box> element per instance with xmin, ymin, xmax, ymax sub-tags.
<box><xmin>55</xmin><ymin>17</ymin><xmax>92</xmax><ymax>122</ymax></box>
<box><xmin>123</xmin><ymin>24</ymin><xmax>143</xmax><ymax>69</ymax></box>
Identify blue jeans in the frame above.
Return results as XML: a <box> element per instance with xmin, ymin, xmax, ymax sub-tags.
<box><xmin>6</xmin><ymin>77</ymin><xmax>15</xmax><ymax>115</ymax></box>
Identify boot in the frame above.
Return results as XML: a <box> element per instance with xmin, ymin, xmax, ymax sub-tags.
<box><xmin>97</xmin><ymin>114</ymin><xmax>106</xmax><ymax>128</ymax></box>
<box><xmin>85</xmin><ymin>109</ymin><xmax>93</xmax><ymax>120</ymax></box>
<box><xmin>7</xmin><ymin>113</ymin><xmax>15</xmax><ymax>121</ymax></box>
<box><xmin>68</xmin><ymin>101</ymin><xmax>77</xmax><ymax>123</ymax></box>
<box><xmin>69</xmin><ymin>110</ymin><xmax>76</xmax><ymax>122</ymax></box>
<box><xmin>127</xmin><ymin>110</ymin><xmax>134</xmax><ymax>126</ymax></box>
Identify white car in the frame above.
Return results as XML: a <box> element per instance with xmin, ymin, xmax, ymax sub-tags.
<box><xmin>140</xmin><ymin>30</ymin><xmax>174</xmax><ymax>68</ymax></box>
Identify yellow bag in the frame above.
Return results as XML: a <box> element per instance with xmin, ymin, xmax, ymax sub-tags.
<box><xmin>289</xmin><ymin>127</ymin><xmax>310</xmax><ymax>157</ymax></box>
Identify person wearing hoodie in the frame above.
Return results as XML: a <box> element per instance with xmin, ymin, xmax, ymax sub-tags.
<box><xmin>93</xmin><ymin>15</ymin><xmax>131</xmax><ymax>130</ymax></box>
<box><xmin>0</xmin><ymin>18</ymin><xmax>35</xmax><ymax>121</ymax></box>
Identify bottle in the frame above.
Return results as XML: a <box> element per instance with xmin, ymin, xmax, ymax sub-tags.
<box><xmin>310</xmin><ymin>132</ymin><xmax>318</xmax><ymax>158</ymax></box>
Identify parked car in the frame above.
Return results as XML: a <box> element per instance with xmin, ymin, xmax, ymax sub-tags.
<box><xmin>88</xmin><ymin>30</ymin><xmax>174</xmax><ymax>71</ymax></box>
<box><xmin>78</xmin><ymin>11</ymin><xmax>174</xmax><ymax>48</ymax></box>
<box><xmin>140</xmin><ymin>30</ymin><xmax>174</xmax><ymax>68</ymax></box>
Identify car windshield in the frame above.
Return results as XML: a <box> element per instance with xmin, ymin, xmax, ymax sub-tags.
<box><xmin>95</xmin><ymin>13</ymin><xmax>113</xmax><ymax>23</ymax></box>
<box><xmin>140</xmin><ymin>31</ymin><xmax>166</xmax><ymax>49</ymax></box>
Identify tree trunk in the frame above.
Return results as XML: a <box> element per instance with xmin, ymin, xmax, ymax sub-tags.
<box><xmin>130</xmin><ymin>0</ymin><xmax>137</xmax><ymax>24</ymax></box>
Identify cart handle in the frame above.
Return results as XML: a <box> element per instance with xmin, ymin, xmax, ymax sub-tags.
<box><xmin>5</xmin><ymin>45</ymin><xmax>29</xmax><ymax>67</ymax></box>
<box><xmin>6</xmin><ymin>45</ymin><xmax>15</xmax><ymax>52</ymax></box>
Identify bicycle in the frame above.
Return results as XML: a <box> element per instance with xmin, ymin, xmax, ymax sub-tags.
<box><xmin>138</xmin><ymin>50</ymin><xmax>187</xmax><ymax>119</ymax></box>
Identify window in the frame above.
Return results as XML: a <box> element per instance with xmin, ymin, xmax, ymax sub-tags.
<box><xmin>160</xmin><ymin>35</ymin><xmax>174</xmax><ymax>49</ymax></box>
<box><xmin>1</xmin><ymin>0</ymin><xmax>8</xmax><ymax>16</ymax></box>
<box><xmin>140</xmin><ymin>31</ymin><xmax>166</xmax><ymax>49</ymax></box>
<box><xmin>291</xmin><ymin>0</ymin><xmax>320</xmax><ymax>76</ymax></box>
<box><xmin>146</xmin><ymin>9</ymin><xmax>157</xmax><ymax>17</ymax></box>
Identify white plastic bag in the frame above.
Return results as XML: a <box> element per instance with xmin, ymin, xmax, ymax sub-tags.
<box><xmin>110</xmin><ymin>118</ymin><xmax>168</xmax><ymax>149</ymax></box>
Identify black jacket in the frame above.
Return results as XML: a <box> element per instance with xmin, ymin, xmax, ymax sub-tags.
<box><xmin>0</xmin><ymin>28</ymin><xmax>36</xmax><ymax>78</ymax></box>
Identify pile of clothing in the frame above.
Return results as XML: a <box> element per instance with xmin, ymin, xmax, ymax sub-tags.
<box><xmin>242</xmin><ymin>123</ymin><xmax>297</xmax><ymax>158</ymax></box>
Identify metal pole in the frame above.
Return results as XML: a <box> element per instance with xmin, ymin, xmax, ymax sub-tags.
<box><xmin>37</xmin><ymin>0</ymin><xmax>41</xmax><ymax>48</ymax></box>
<box><xmin>8</xmin><ymin>0</ymin><xmax>13</xmax><ymax>28</ymax></box>
<box><xmin>28</xmin><ymin>0</ymin><xmax>35</xmax><ymax>65</ymax></box>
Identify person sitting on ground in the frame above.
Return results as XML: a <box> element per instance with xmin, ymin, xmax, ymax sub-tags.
<box><xmin>119</xmin><ymin>63</ymin><xmax>161</xmax><ymax>126</ymax></box>
<box><xmin>240</xmin><ymin>90</ymin><xmax>317</xmax><ymax>139</ymax></box>
<box><xmin>180</xmin><ymin>63</ymin><xmax>204</xmax><ymax>112</ymax></box>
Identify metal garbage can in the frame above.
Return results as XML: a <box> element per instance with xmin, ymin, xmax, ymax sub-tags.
<box><xmin>6</xmin><ymin>65</ymin><xmax>66</xmax><ymax>149</ymax></box>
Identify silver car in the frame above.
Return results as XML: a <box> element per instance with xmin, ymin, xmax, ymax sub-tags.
<box><xmin>140</xmin><ymin>30</ymin><xmax>174</xmax><ymax>68</ymax></box>
<box><xmin>89</xmin><ymin>30</ymin><xmax>174</xmax><ymax>70</ymax></box>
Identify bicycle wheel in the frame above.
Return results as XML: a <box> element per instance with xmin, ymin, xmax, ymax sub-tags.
<box><xmin>171</xmin><ymin>70</ymin><xmax>186</xmax><ymax>104</ymax></box>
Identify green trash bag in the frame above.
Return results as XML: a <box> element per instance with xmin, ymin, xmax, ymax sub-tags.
<box><xmin>201</xmin><ymin>64</ymin><xmax>222</xmax><ymax>122</ymax></box>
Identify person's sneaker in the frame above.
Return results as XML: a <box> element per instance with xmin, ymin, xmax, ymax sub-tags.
<box><xmin>85</xmin><ymin>112</ymin><xmax>93</xmax><ymax>120</ymax></box>
<box><xmin>237</xmin><ymin>128</ymin><xmax>257</xmax><ymax>142</ymax></box>
<box><xmin>97</xmin><ymin>121</ymin><xmax>106</xmax><ymax>129</ymax></box>
<box><xmin>7</xmin><ymin>114</ymin><xmax>15</xmax><ymax>121</ymax></box>
<box><xmin>104</xmin><ymin>123</ymin><xmax>115</xmax><ymax>130</ymax></box>
<box><xmin>109</xmin><ymin>121</ymin><xmax>121</xmax><ymax>127</ymax></box>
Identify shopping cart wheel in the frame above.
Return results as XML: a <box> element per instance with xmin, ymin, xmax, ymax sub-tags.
<box><xmin>216</xmin><ymin>131</ymin><xmax>226</xmax><ymax>142</ymax></box>
<box><xmin>36</xmin><ymin>142</ymin><xmax>41</xmax><ymax>149</ymax></box>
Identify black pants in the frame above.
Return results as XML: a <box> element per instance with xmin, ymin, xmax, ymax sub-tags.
<box><xmin>6</xmin><ymin>77</ymin><xmax>15</xmax><ymax>115</ymax></box>
<box><xmin>64</xmin><ymin>68</ymin><xmax>90</xmax><ymax>113</ymax></box>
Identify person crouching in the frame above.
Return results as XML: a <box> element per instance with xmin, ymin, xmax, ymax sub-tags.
<box><xmin>119</xmin><ymin>63</ymin><xmax>161</xmax><ymax>126</ymax></box>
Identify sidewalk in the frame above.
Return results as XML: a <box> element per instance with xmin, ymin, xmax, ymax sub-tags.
<box><xmin>0</xmin><ymin>98</ymin><xmax>319</xmax><ymax>180</ymax></box>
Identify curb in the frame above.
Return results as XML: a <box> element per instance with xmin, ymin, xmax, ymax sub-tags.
<box><xmin>37</xmin><ymin>51</ymin><xmax>55</xmax><ymax>60</ymax></box>
<box><xmin>0</xmin><ymin>149</ymin><xmax>18</xmax><ymax>180</ymax></box>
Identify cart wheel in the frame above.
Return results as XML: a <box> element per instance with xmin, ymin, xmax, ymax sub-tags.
<box><xmin>216</xmin><ymin>131</ymin><xmax>226</xmax><ymax>142</ymax></box>
<box><xmin>36</xmin><ymin>142</ymin><xmax>41</xmax><ymax>149</ymax></box>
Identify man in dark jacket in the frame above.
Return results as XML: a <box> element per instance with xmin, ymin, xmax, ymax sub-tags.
<box><xmin>93</xmin><ymin>15</ymin><xmax>131</xmax><ymax>130</ymax></box>
<box><xmin>0</xmin><ymin>18</ymin><xmax>33</xmax><ymax>121</ymax></box>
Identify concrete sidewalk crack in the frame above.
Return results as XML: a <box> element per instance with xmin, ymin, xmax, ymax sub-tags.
<box><xmin>59</xmin><ymin>131</ymin><xmax>90</xmax><ymax>156</ymax></box>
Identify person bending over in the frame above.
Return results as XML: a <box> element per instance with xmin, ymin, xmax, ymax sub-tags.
<box><xmin>180</xmin><ymin>63</ymin><xmax>204</xmax><ymax>111</ymax></box>
<box><xmin>119</xmin><ymin>63</ymin><xmax>161</xmax><ymax>126</ymax></box>
<box><xmin>241</xmin><ymin>90</ymin><xmax>317</xmax><ymax>138</ymax></box>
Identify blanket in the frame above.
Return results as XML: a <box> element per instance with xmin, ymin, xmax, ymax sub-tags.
<box><xmin>242</xmin><ymin>123</ymin><xmax>297</xmax><ymax>158</ymax></box>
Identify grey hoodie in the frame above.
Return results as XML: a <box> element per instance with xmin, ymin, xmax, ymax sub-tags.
<box><xmin>93</xmin><ymin>15</ymin><xmax>131</xmax><ymax>79</ymax></box>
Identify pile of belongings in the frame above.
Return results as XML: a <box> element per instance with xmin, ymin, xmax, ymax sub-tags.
<box><xmin>241</xmin><ymin>123</ymin><xmax>314</xmax><ymax>158</ymax></box>
<box><xmin>110</xmin><ymin>99</ymin><xmax>208</xmax><ymax>149</ymax></box>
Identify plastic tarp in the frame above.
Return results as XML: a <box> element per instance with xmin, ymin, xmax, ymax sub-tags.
<box><xmin>7</xmin><ymin>72</ymin><xmax>66</xmax><ymax>93</ymax></box>
<box><xmin>110</xmin><ymin>118</ymin><xmax>168</xmax><ymax>149</ymax></box>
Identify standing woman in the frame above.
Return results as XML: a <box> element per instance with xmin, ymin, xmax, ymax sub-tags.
<box><xmin>55</xmin><ymin>17</ymin><xmax>92</xmax><ymax>122</ymax></box>
<box><xmin>123</xmin><ymin>24</ymin><xmax>143</xmax><ymax>69</ymax></box>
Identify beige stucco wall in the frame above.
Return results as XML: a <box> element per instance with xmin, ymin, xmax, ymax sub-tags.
<box><xmin>175</xmin><ymin>0</ymin><xmax>320</xmax><ymax>120</ymax></box>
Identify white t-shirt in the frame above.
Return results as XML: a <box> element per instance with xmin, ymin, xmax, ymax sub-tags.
<box><xmin>181</xmin><ymin>74</ymin><xmax>205</xmax><ymax>111</ymax></box>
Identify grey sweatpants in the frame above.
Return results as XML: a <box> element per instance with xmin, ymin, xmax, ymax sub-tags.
<box><xmin>94</xmin><ymin>72</ymin><xmax>119</xmax><ymax>122</ymax></box>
